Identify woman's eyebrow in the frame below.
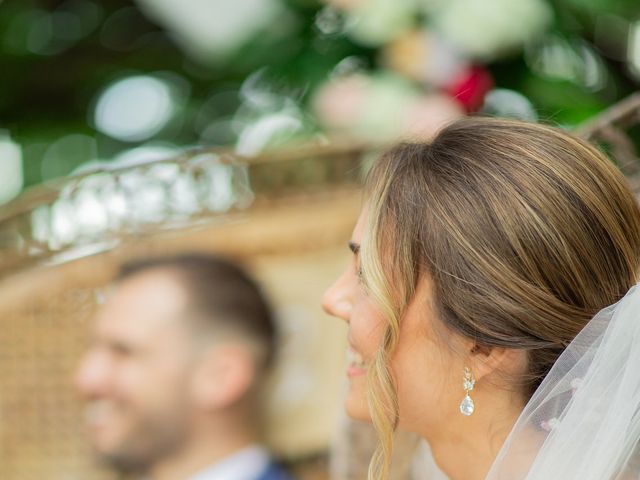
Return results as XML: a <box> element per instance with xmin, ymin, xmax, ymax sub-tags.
<box><xmin>348</xmin><ymin>241</ymin><xmax>360</xmax><ymax>255</ymax></box>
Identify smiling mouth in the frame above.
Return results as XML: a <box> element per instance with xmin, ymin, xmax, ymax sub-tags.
<box><xmin>346</xmin><ymin>347</ymin><xmax>368</xmax><ymax>374</ymax></box>
<box><xmin>84</xmin><ymin>401</ymin><xmax>120</xmax><ymax>430</ymax></box>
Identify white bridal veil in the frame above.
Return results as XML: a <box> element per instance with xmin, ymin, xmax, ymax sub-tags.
<box><xmin>413</xmin><ymin>284</ymin><xmax>640</xmax><ymax>480</ymax></box>
<box><xmin>486</xmin><ymin>283</ymin><xmax>640</xmax><ymax>480</ymax></box>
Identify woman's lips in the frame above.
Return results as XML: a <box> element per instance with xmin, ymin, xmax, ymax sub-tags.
<box><xmin>346</xmin><ymin>347</ymin><xmax>367</xmax><ymax>377</ymax></box>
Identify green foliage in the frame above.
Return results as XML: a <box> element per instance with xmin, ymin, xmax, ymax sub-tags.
<box><xmin>0</xmin><ymin>0</ymin><xmax>637</xmax><ymax>192</ymax></box>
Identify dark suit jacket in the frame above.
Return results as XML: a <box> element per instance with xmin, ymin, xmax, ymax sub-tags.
<box><xmin>256</xmin><ymin>461</ymin><xmax>295</xmax><ymax>480</ymax></box>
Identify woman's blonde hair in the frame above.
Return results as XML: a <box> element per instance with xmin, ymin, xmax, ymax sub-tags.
<box><xmin>361</xmin><ymin>117</ymin><xmax>640</xmax><ymax>480</ymax></box>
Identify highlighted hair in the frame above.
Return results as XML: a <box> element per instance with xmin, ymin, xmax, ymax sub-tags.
<box><xmin>360</xmin><ymin>118</ymin><xmax>640</xmax><ymax>479</ymax></box>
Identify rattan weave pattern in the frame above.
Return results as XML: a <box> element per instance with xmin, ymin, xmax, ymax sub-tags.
<box><xmin>0</xmin><ymin>287</ymin><xmax>113</xmax><ymax>480</ymax></box>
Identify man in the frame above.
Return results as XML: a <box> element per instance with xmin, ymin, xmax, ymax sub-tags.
<box><xmin>75</xmin><ymin>254</ymin><xmax>292</xmax><ymax>480</ymax></box>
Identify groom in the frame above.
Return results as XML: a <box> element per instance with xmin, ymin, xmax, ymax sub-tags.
<box><xmin>75</xmin><ymin>254</ymin><xmax>293</xmax><ymax>480</ymax></box>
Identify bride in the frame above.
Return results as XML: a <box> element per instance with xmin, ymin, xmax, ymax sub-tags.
<box><xmin>322</xmin><ymin>117</ymin><xmax>640</xmax><ymax>480</ymax></box>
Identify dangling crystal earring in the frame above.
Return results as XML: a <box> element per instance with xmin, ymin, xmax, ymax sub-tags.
<box><xmin>459</xmin><ymin>367</ymin><xmax>475</xmax><ymax>416</ymax></box>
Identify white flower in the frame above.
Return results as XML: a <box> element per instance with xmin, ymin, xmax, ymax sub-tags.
<box><xmin>312</xmin><ymin>73</ymin><xmax>462</xmax><ymax>141</ymax></box>
<box><xmin>343</xmin><ymin>0</ymin><xmax>419</xmax><ymax>46</ymax></box>
<box><xmin>355</xmin><ymin>74</ymin><xmax>420</xmax><ymax>139</ymax></box>
<box><xmin>432</xmin><ymin>0</ymin><xmax>553</xmax><ymax>60</ymax></box>
<box><xmin>313</xmin><ymin>73</ymin><xmax>418</xmax><ymax>140</ymax></box>
<box><xmin>135</xmin><ymin>0</ymin><xmax>288</xmax><ymax>62</ymax></box>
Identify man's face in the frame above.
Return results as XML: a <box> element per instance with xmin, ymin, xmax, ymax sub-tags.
<box><xmin>75</xmin><ymin>270</ymin><xmax>198</xmax><ymax>473</ymax></box>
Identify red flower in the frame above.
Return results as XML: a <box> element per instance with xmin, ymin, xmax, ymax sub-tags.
<box><xmin>445</xmin><ymin>66</ymin><xmax>494</xmax><ymax>113</ymax></box>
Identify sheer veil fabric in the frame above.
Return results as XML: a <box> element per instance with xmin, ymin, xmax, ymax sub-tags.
<box><xmin>413</xmin><ymin>284</ymin><xmax>640</xmax><ymax>480</ymax></box>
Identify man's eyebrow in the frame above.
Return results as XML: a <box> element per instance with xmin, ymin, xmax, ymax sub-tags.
<box><xmin>348</xmin><ymin>241</ymin><xmax>360</xmax><ymax>255</ymax></box>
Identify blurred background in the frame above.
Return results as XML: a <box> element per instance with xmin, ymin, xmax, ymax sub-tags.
<box><xmin>1</xmin><ymin>0</ymin><xmax>639</xmax><ymax>203</ymax></box>
<box><xmin>1</xmin><ymin>1</ymin><xmax>640</xmax><ymax>480</ymax></box>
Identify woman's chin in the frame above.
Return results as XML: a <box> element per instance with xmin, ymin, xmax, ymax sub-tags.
<box><xmin>345</xmin><ymin>385</ymin><xmax>372</xmax><ymax>421</ymax></box>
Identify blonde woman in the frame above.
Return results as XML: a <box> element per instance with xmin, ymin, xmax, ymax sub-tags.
<box><xmin>323</xmin><ymin>117</ymin><xmax>640</xmax><ymax>480</ymax></box>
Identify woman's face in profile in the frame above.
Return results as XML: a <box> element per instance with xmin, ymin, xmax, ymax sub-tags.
<box><xmin>323</xmin><ymin>208</ymin><xmax>465</xmax><ymax>435</ymax></box>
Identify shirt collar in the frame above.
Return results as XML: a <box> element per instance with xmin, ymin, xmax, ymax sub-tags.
<box><xmin>189</xmin><ymin>445</ymin><xmax>271</xmax><ymax>480</ymax></box>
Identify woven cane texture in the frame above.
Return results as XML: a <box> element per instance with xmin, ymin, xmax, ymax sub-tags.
<box><xmin>0</xmin><ymin>284</ymin><xmax>113</xmax><ymax>480</ymax></box>
<box><xmin>0</xmin><ymin>191</ymin><xmax>360</xmax><ymax>480</ymax></box>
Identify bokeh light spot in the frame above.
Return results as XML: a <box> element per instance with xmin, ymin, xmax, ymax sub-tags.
<box><xmin>94</xmin><ymin>75</ymin><xmax>176</xmax><ymax>142</ymax></box>
<box><xmin>0</xmin><ymin>133</ymin><xmax>23</xmax><ymax>204</ymax></box>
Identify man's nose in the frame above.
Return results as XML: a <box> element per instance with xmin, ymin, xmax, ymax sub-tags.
<box><xmin>322</xmin><ymin>270</ymin><xmax>353</xmax><ymax>322</ymax></box>
<box><xmin>74</xmin><ymin>351</ymin><xmax>111</xmax><ymax>398</ymax></box>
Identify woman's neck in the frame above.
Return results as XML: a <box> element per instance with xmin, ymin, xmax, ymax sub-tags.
<box><xmin>425</xmin><ymin>390</ymin><xmax>524</xmax><ymax>480</ymax></box>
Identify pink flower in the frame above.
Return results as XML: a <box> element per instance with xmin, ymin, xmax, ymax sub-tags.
<box><xmin>540</xmin><ymin>417</ymin><xmax>560</xmax><ymax>432</ymax></box>
<box><xmin>402</xmin><ymin>95</ymin><xmax>464</xmax><ymax>140</ymax></box>
<box><xmin>312</xmin><ymin>75</ymin><xmax>368</xmax><ymax>130</ymax></box>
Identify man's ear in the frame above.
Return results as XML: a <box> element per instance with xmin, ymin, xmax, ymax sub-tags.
<box><xmin>190</xmin><ymin>344</ymin><xmax>256</xmax><ymax>410</ymax></box>
<box><xmin>467</xmin><ymin>344</ymin><xmax>524</xmax><ymax>382</ymax></box>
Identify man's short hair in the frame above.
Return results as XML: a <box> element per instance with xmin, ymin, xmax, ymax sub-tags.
<box><xmin>117</xmin><ymin>254</ymin><xmax>277</xmax><ymax>368</ymax></box>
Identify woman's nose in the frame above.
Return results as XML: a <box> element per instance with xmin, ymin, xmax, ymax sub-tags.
<box><xmin>322</xmin><ymin>270</ymin><xmax>353</xmax><ymax>322</ymax></box>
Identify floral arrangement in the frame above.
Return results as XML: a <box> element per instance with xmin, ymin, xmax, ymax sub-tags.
<box><xmin>0</xmin><ymin>0</ymin><xmax>638</xmax><ymax>201</ymax></box>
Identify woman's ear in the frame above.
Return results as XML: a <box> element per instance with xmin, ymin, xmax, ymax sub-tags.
<box><xmin>467</xmin><ymin>344</ymin><xmax>524</xmax><ymax>382</ymax></box>
<box><xmin>190</xmin><ymin>344</ymin><xmax>256</xmax><ymax>411</ymax></box>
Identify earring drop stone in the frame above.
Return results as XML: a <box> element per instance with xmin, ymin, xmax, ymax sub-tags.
<box><xmin>460</xmin><ymin>394</ymin><xmax>475</xmax><ymax>416</ymax></box>
<box><xmin>460</xmin><ymin>366</ymin><xmax>475</xmax><ymax>416</ymax></box>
